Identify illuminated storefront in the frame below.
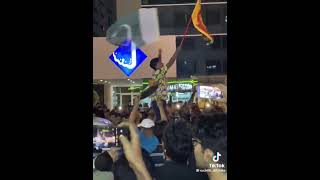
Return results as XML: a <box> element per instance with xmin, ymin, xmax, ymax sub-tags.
<box><xmin>94</xmin><ymin>76</ymin><xmax>226</xmax><ymax>111</ymax></box>
<box><xmin>105</xmin><ymin>79</ymin><xmax>199</xmax><ymax>109</ymax></box>
<box><xmin>139</xmin><ymin>79</ymin><xmax>198</xmax><ymax>106</ymax></box>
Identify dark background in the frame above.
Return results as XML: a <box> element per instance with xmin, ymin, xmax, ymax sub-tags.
<box><xmin>0</xmin><ymin>0</ymin><xmax>317</xmax><ymax>180</ymax></box>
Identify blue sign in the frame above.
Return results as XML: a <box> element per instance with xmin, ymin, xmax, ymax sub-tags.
<box><xmin>109</xmin><ymin>40</ymin><xmax>147</xmax><ymax>77</ymax></box>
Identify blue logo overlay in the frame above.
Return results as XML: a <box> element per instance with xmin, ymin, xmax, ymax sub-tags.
<box><xmin>109</xmin><ymin>40</ymin><xmax>147</xmax><ymax>77</ymax></box>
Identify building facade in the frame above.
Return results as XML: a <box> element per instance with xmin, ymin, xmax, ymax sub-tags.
<box><xmin>140</xmin><ymin>0</ymin><xmax>227</xmax><ymax>78</ymax></box>
<box><xmin>93</xmin><ymin>0</ymin><xmax>227</xmax><ymax>109</ymax></box>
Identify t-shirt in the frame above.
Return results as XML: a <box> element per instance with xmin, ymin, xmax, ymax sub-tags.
<box><xmin>151</xmin><ymin>65</ymin><xmax>168</xmax><ymax>101</ymax></box>
<box><xmin>155</xmin><ymin>160</ymin><xmax>209</xmax><ymax>180</ymax></box>
<box><xmin>138</xmin><ymin>129</ymin><xmax>159</xmax><ymax>153</ymax></box>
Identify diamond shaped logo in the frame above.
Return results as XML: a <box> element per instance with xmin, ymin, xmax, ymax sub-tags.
<box><xmin>109</xmin><ymin>40</ymin><xmax>147</xmax><ymax>77</ymax></box>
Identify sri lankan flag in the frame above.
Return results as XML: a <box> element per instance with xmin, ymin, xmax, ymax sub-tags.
<box><xmin>192</xmin><ymin>0</ymin><xmax>214</xmax><ymax>44</ymax></box>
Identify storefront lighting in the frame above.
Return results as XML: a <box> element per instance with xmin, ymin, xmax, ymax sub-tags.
<box><xmin>142</xmin><ymin>80</ymin><xmax>198</xmax><ymax>85</ymax></box>
<box><xmin>119</xmin><ymin>106</ymin><xmax>122</xmax><ymax>111</ymax></box>
<box><xmin>206</xmin><ymin>103</ymin><xmax>211</xmax><ymax>108</ymax></box>
<box><xmin>176</xmin><ymin>104</ymin><xmax>181</xmax><ymax>109</ymax></box>
<box><xmin>100</xmin><ymin>80</ymin><xmax>103</xmax><ymax>82</ymax></box>
<box><xmin>128</xmin><ymin>86</ymin><xmax>142</xmax><ymax>91</ymax></box>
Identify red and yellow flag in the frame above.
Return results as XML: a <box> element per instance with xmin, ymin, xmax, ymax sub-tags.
<box><xmin>192</xmin><ymin>0</ymin><xmax>214</xmax><ymax>44</ymax></box>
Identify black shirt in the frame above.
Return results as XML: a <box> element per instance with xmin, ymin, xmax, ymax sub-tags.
<box><xmin>155</xmin><ymin>160</ymin><xmax>209</xmax><ymax>180</ymax></box>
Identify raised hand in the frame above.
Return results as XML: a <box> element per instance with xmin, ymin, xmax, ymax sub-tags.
<box><xmin>133</xmin><ymin>95</ymin><xmax>141</xmax><ymax>105</ymax></box>
<box><xmin>118</xmin><ymin>122</ymin><xmax>152</xmax><ymax>180</ymax></box>
<box><xmin>156</xmin><ymin>98</ymin><xmax>163</xmax><ymax>106</ymax></box>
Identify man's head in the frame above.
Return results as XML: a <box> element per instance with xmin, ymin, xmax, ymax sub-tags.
<box><xmin>162</xmin><ymin>119</ymin><xmax>193</xmax><ymax>164</ymax></box>
<box><xmin>149</xmin><ymin>57</ymin><xmax>163</xmax><ymax>70</ymax></box>
<box><xmin>94</xmin><ymin>151</ymin><xmax>113</xmax><ymax>171</ymax></box>
<box><xmin>110</xmin><ymin>113</ymin><xmax>122</xmax><ymax>125</ymax></box>
<box><xmin>193</xmin><ymin>113</ymin><xmax>227</xmax><ymax>169</ymax></box>
<box><xmin>138</xmin><ymin>119</ymin><xmax>155</xmax><ymax>137</ymax></box>
<box><xmin>112</xmin><ymin>149</ymin><xmax>155</xmax><ymax>180</ymax></box>
<box><xmin>154</xmin><ymin>120</ymin><xmax>168</xmax><ymax>142</ymax></box>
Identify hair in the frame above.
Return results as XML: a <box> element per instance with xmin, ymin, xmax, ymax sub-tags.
<box><xmin>162</xmin><ymin>119</ymin><xmax>193</xmax><ymax>164</ymax></box>
<box><xmin>154</xmin><ymin>120</ymin><xmax>168</xmax><ymax>142</ymax></box>
<box><xmin>195</xmin><ymin>113</ymin><xmax>227</xmax><ymax>167</ymax></box>
<box><xmin>94</xmin><ymin>151</ymin><xmax>113</xmax><ymax>171</ymax></box>
<box><xmin>112</xmin><ymin>149</ymin><xmax>155</xmax><ymax>180</ymax></box>
<box><xmin>147</xmin><ymin>109</ymin><xmax>155</xmax><ymax>119</ymax></box>
<box><xmin>149</xmin><ymin>58</ymin><xmax>160</xmax><ymax>70</ymax></box>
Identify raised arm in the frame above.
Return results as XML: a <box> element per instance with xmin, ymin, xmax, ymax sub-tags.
<box><xmin>118</xmin><ymin>122</ymin><xmax>152</xmax><ymax>180</ymax></box>
<box><xmin>166</xmin><ymin>46</ymin><xmax>182</xmax><ymax>70</ymax></box>
<box><xmin>156</xmin><ymin>98</ymin><xmax>168</xmax><ymax>121</ymax></box>
<box><xmin>128</xmin><ymin>95</ymin><xmax>140</xmax><ymax>123</ymax></box>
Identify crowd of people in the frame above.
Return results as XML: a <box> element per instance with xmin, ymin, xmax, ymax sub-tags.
<box><xmin>93</xmin><ymin>47</ymin><xmax>227</xmax><ymax>180</ymax></box>
<box><xmin>93</xmin><ymin>93</ymin><xmax>227</xmax><ymax>180</ymax></box>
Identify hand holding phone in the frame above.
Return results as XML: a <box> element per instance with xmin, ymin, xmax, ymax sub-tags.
<box><xmin>113</xmin><ymin>127</ymin><xmax>130</xmax><ymax>147</ymax></box>
<box><xmin>117</xmin><ymin>122</ymin><xmax>152</xmax><ymax>180</ymax></box>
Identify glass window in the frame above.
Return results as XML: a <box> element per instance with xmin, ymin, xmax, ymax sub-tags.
<box><xmin>176</xmin><ymin>36</ymin><xmax>226</xmax><ymax>78</ymax></box>
<box><xmin>206</xmin><ymin>9</ymin><xmax>220</xmax><ymax>25</ymax></box>
<box><xmin>120</xmin><ymin>87</ymin><xmax>130</xmax><ymax>93</ymax></box>
<box><xmin>113</xmin><ymin>94</ymin><xmax>120</xmax><ymax>108</ymax></box>
<box><xmin>93</xmin><ymin>0</ymin><xmax>116</xmax><ymax>37</ymax></box>
<box><xmin>177</xmin><ymin>38</ymin><xmax>195</xmax><ymax>50</ymax></box>
<box><xmin>223</xmin><ymin>59</ymin><xmax>227</xmax><ymax>73</ymax></box>
<box><xmin>222</xmin><ymin>35</ymin><xmax>227</xmax><ymax>49</ymax></box>
<box><xmin>155</xmin><ymin>4</ymin><xmax>227</xmax><ymax>35</ymax></box>
<box><xmin>159</xmin><ymin>11</ymin><xmax>173</xmax><ymax>27</ymax></box>
<box><xmin>174</xmin><ymin>12</ymin><xmax>190</xmax><ymax>28</ymax></box>
<box><xmin>211</xmin><ymin>36</ymin><xmax>222</xmax><ymax>49</ymax></box>
<box><xmin>122</xmin><ymin>95</ymin><xmax>132</xmax><ymax>107</ymax></box>
<box><xmin>114</xmin><ymin>87</ymin><xmax>121</xmax><ymax>93</ymax></box>
<box><xmin>206</xmin><ymin>60</ymin><xmax>222</xmax><ymax>74</ymax></box>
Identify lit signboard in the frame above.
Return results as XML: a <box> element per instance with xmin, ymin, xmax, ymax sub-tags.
<box><xmin>168</xmin><ymin>83</ymin><xmax>193</xmax><ymax>92</ymax></box>
<box><xmin>109</xmin><ymin>40</ymin><xmax>147</xmax><ymax>77</ymax></box>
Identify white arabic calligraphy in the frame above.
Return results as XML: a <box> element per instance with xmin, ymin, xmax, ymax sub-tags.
<box><xmin>112</xmin><ymin>41</ymin><xmax>137</xmax><ymax>70</ymax></box>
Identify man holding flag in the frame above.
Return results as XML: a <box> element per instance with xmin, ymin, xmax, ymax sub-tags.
<box><xmin>145</xmin><ymin>0</ymin><xmax>215</xmax><ymax>122</ymax></box>
<box><xmin>149</xmin><ymin>47</ymin><xmax>182</xmax><ymax>122</ymax></box>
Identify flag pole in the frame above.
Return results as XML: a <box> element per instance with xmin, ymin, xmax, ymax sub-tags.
<box><xmin>178</xmin><ymin>15</ymin><xmax>193</xmax><ymax>48</ymax></box>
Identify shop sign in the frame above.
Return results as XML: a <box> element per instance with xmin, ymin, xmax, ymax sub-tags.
<box><xmin>168</xmin><ymin>83</ymin><xmax>193</xmax><ymax>92</ymax></box>
<box><xmin>109</xmin><ymin>40</ymin><xmax>147</xmax><ymax>77</ymax></box>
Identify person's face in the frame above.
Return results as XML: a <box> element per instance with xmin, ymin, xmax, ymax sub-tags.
<box><xmin>142</xmin><ymin>128</ymin><xmax>154</xmax><ymax>137</ymax></box>
<box><xmin>156</xmin><ymin>61</ymin><xmax>163</xmax><ymax>69</ymax></box>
